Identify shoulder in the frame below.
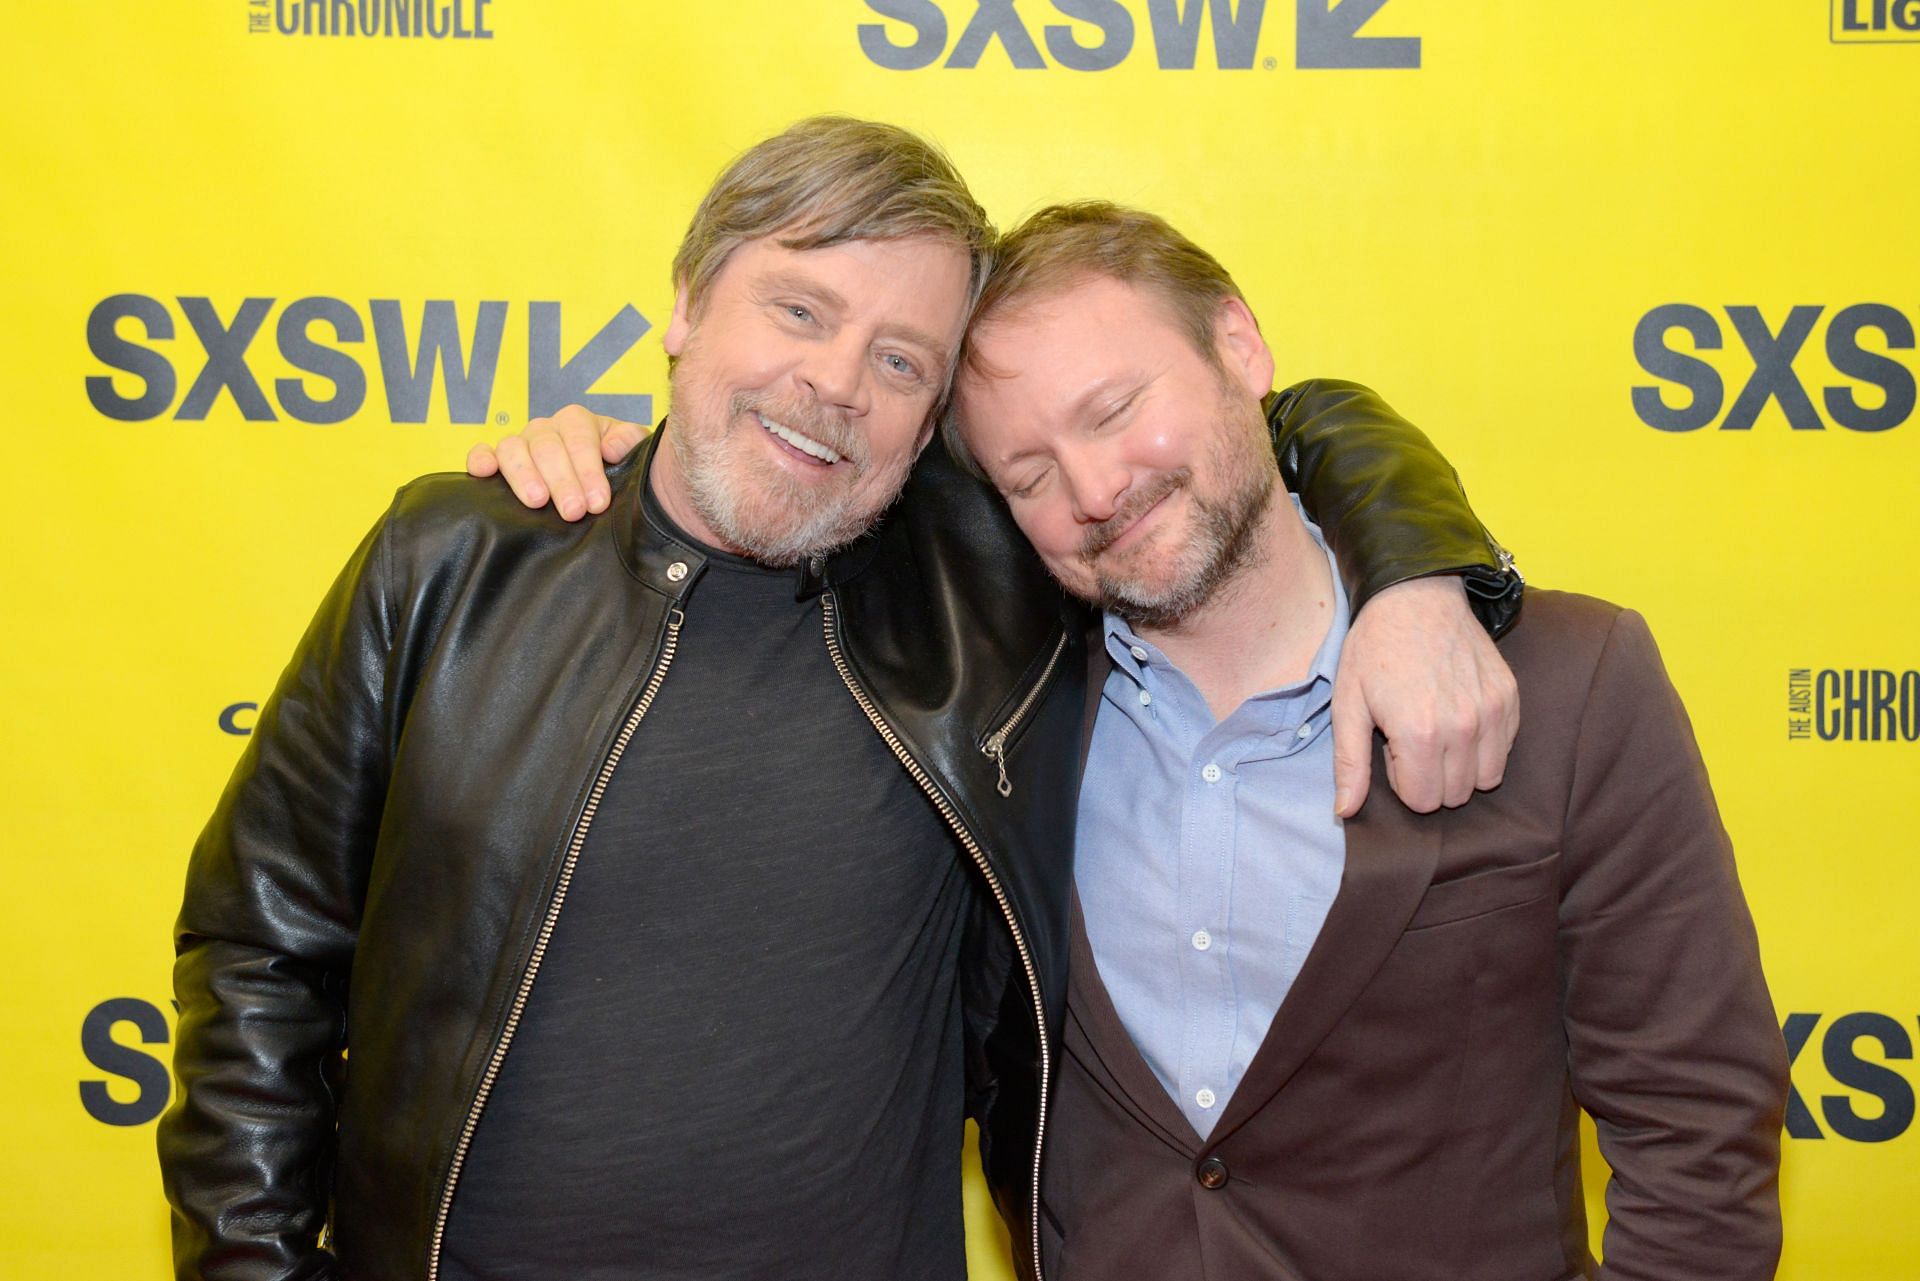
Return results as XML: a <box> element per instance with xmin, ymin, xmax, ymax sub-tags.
<box><xmin>1498</xmin><ymin>588</ymin><xmax>1657</xmax><ymax>672</ymax></box>
<box><xmin>377</xmin><ymin>465</ymin><xmax>624</xmax><ymax>572</ymax></box>
<box><xmin>892</xmin><ymin>444</ymin><xmax>1076</xmax><ymax>625</ymax></box>
<box><xmin>386</xmin><ymin>467</ymin><xmax>579</xmax><ymax>537</ymax></box>
<box><xmin>1498</xmin><ymin>588</ymin><xmax>1678</xmax><ymax>733</ymax></box>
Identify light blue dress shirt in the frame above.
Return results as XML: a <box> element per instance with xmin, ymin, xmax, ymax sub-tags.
<box><xmin>1075</xmin><ymin>499</ymin><xmax>1350</xmax><ymax>1138</ymax></box>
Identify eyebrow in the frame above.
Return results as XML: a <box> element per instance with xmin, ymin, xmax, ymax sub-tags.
<box><xmin>993</xmin><ymin>375</ymin><xmax>1141</xmax><ymax>469</ymax></box>
<box><xmin>761</xmin><ymin>270</ymin><xmax>951</xmax><ymax>361</ymax></box>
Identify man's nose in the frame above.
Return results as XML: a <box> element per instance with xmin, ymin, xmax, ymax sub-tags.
<box><xmin>1061</xmin><ymin>448</ymin><xmax>1129</xmax><ymax>524</ymax></box>
<box><xmin>797</xmin><ymin>332</ymin><xmax>871</xmax><ymax>417</ymax></box>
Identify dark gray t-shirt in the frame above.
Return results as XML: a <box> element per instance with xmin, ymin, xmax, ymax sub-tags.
<box><xmin>439</xmin><ymin>495</ymin><xmax>973</xmax><ymax>1280</ymax></box>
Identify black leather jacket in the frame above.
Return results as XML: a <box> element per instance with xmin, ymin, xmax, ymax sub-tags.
<box><xmin>160</xmin><ymin>379</ymin><xmax>1519</xmax><ymax>1281</ymax></box>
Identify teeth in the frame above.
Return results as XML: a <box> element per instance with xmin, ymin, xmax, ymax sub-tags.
<box><xmin>760</xmin><ymin>415</ymin><xmax>843</xmax><ymax>464</ymax></box>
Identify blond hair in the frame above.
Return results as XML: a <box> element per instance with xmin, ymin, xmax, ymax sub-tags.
<box><xmin>673</xmin><ymin>116</ymin><xmax>995</xmax><ymax>322</ymax></box>
<box><xmin>945</xmin><ymin>201</ymin><xmax>1249</xmax><ymax>476</ymax></box>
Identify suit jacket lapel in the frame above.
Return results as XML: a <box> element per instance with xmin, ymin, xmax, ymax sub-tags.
<box><xmin>1064</xmin><ymin>888</ymin><xmax>1206</xmax><ymax>1153</ymax></box>
<box><xmin>1204</xmin><ymin>742</ymin><xmax>1443</xmax><ymax>1147</ymax></box>
<box><xmin>1065</xmin><ymin>629</ymin><xmax>1202</xmax><ymax>1150</ymax></box>
<box><xmin>1073</xmin><ymin>625</ymin><xmax>1107</xmax><ymax>794</ymax></box>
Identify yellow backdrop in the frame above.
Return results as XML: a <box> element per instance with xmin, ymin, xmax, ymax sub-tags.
<box><xmin>3</xmin><ymin>2</ymin><xmax>1916</xmax><ymax>1277</ymax></box>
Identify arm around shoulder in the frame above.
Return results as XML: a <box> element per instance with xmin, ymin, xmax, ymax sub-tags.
<box><xmin>1556</xmin><ymin>606</ymin><xmax>1788</xmax><ymax>1281</ymax></box>
<box><xmin>1268</xmin><ymin>379</ymin><xmax>1521</xmax><ymax>634</ymax></box>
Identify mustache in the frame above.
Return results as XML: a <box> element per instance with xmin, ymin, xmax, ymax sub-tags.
<box><xmin>1079</xmin><ymin>468</ymin><xmax>1190</xmax><ymax>561</ymax></box>
<box><xmin>732</xmin><ymin>392</ymin><xmax>863</xmax><ymax>466</ymax></box>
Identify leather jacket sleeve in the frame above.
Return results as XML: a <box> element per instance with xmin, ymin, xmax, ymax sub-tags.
<box><xmin>1270</xmin><ymin>379</ymin><xmax>1523</xmax><ymax>636</ymax></box>
<box><xmin>157</xmin><ymin>503</ymin><xmax>401</xmax><ymax>1281</ymax></box>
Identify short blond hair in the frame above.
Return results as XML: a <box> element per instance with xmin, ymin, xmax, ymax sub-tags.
<box><xmin>673</xmin><ymin>116</ymin><xmax>996</xmax><ymax>322</ymax></box>
<box><xmin>945</xmin><ymin>201</ymin><xmax>1249</xmax><ymax>476</ymax></box>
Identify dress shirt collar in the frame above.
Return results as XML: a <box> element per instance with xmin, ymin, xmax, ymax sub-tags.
<box><xmin>1100</xmin><ymin>494</ymin><xmax>1350</xmax><ymax>707</ymax></box>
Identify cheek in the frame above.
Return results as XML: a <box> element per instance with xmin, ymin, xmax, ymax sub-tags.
<box><xmin>1136</xmin><ymin>430</ymin><xmax>1189</xmax><ymax>474</ymax></box>
<box><xmin>687</xmin><ymin>324</ymin><xmax>797</xmax><ymax>393</ymax></box>
<box><xmin>870</xmin><ymin>403</ymin><xmax>934</xmax><ymax>465</ymax></box>
<box><xmin>1011</xmin><ymin>504</ymin><xmax>1086</xmax><ymax>580</ymax></box>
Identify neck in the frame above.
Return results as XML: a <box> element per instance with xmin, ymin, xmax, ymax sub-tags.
<box><xmin>1133</xmin><ymin>492</ymin><xmax>1336</xmax><ymax>722</ymax></box>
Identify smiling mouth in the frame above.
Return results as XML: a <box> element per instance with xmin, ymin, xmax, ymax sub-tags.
<box><xmin>1101</xmin><ymin>491</ymin><xmax>1173</xmax><ymax>554</ymax></box>
<box><xmin>757</xmin><ymin>412</ymin><xmax>845</xmax><ymax>466</ymax></box>
<box><xmin>1084</xmin><ymin>475</ymin><xmax>1186</xmax><ymax>561</ymax></box>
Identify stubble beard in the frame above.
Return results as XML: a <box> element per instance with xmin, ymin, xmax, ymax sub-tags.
<box><xmin>665</xmin><ymin>350</ymin><xmax>915</xmax><ymax>568</ymax></box>
<box><xmin>1082</xmin><ymin>399</ymin><xmax>1277</xmax><ymax>631</ymax></box>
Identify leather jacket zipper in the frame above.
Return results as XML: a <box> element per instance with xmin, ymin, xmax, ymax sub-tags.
<box><xmin>424</xmin><ymin>608</ymin><xmax>686</xmax><ymax>1281</ymax></box>
<box><xmin>820</xmin><ymin>589</ymin><xmax>1052</xmax><ymax>1281</ymax></box>
<box><xmin>980</xmin><ymin>630</ymin><xmax>1069</xmax><ymax>798</ymax></box>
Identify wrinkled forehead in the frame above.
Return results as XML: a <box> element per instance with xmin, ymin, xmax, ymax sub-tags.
<box><xmin>723</xmin><ymin>230</ymin><xmax>975</xmax><ymax>338</ymax></box>
<box><xmin>699</xmin><ymin>225</ymin><xmax>978</xmax><ymax>313</ymax></box>
<box><xmin>962</xmin><ymin>271</ymin><xmax>1200</xmax><ymax>381</ymax></box>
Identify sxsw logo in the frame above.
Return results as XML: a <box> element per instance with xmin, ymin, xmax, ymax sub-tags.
<box><xmin>858</xmin><ymin>0</ymin><xmax>1419</xmax><ymax>71</ymax></box>
<box><xmin>1785</xmin><ymin>1012</ymin><xmax>1919</xmax><ymax>1143</ymax></box>
<box><xmin>1830</xmin><ymin>0</ymin><xmax>1920</xmax><ymax>42</ymax></box>
<box><xmin>81</xmin><ymin>998</ymin><xmax>174</xmax><ymax>1126</ymax></box>
<box><xmin>1631</xmin><ymin>304</ymin><xmax>1916</xmax><ymax>432</ymax></box>
<box><xmin>85</xmin><ymin>295</ymin><xmax>652</xmax><ymax>425</ymax></box>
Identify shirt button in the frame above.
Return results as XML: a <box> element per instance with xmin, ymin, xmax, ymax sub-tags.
<box><xmin>1191</xmin><ymin>929</ymin><xmax>1212</xmax><ymax>952</ymax></box>
<box><xmin>1296</xmin><ymin>723</ymin><xmax>1313</xmax><ymax>739</ymax></box>
<box><xmin>666</xmin><ymin>561</ymin><xmax>689</xmax><ymax>583</ymax></box>
<box><xmin>1130</xmin><ymin>645</ymin><xmax>1149</xmax><ymax>662</ymax></box>
<box><xmin>1201</xmin><ymin>762</ymin><xmax>1222</xmax><ymax>783</ymax></box>
<box><xmin>1196</xmin><ymin>1157</ymin><xmax>1229</xmax><ymax>1190</ymax></box>
<box><xmin>1195</xmin><ymin>1087</ymin><xmax>1216</xmax><ymax>1109</ymax></box>
<box><xmin>1138</xmin><ymin>689</ymin><xmax>1153</xmax><ymax>707</ymax></box>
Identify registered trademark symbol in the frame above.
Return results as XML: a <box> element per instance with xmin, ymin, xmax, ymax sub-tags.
<box><xmin>495</xmin><ymin>412</ymin><xmax>509</xmax><ymax>426</ymax></box>
<box><xmin>1263</xmin><ymin>55</ymin><xmax>1277</xmax><ymax>70</ymax></box>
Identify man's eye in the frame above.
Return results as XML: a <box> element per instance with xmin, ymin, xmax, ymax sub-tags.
<box><xmin>882</xmin><ymin>353</ymin><xmax>918</xmax><ymax>378</ymax></box>
<box><xmin>783</xmin><ymin>304</ymin><xmax>814</xmax><ymax>324</ymax></box>
<box><xmin>1010</xmin><ymin>470</ymin><xmax>1049</xmax><ymax>499</ymax></box>
<box><xmin>1098</xmin><ymin>395</ymin><xmax>1137</xmax><ymax>427</ymax></box>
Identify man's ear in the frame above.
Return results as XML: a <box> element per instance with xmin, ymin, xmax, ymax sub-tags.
<box><xmin>663</xmin><ymin>279</ymin><xmax>694</xmax><ymax>358</ymax></box>
<box><xmin>1212</xmin><ymin>296</ymin><xmax>1275</xmax><ymax>400</ymax></box>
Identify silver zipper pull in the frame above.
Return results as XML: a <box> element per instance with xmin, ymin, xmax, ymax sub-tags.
<box><xmin>984</xmin><ymin>737</ymin><xmax>1013</xmax><ymax>797</ymax></box>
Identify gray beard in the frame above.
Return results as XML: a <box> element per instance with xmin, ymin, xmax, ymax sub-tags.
<box><xmin>666</xmin><ymin>367</ymin><xmax>908</xmax><ymax>567</ymax></box>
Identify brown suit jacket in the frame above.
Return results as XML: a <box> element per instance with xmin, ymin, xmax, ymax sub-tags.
<box><xmin>1039</xmin><ymin>590</ymin><xmax>1787</xmax><ymax>1281</ymax></box>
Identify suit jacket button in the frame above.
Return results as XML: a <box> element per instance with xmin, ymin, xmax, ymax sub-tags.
<box><xmin>1196</xmin><ymin>1157</ymin><xmax>1229</xmax><ymax>1190</ymax></box>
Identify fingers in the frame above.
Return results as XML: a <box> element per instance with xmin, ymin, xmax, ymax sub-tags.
<box><xmin>1438</xmin><ymin>709</ymin><xmax>1479</xmax><ymax>808</ymax></box>
<box><xmin>1474</xmin><ymin>667</ymin><xmax>1520</xmax><ymax>793</ymax></box>
<box><xmin>1382</xmin><ymin>729</ymin><xmax>1445</xmax><ymax>814</ymax></box>
<box><xmin>1382</xmin><ymin>686</ymin><xmax>1491</xmax><ymax>812</ymax></box>
<box><xmin>466</xmin><ymin>442</ymin><xmax>500</xmax><ymax>478</ymax></box>
<box><xmin>551</xmin><ymin>410</ymin><xmax>614</xmax><ymax>515</ymax></box>
<box><xmin>471</xmin><ymin>406</ymin><xmax>640</xmax><ymax>519</ymax></box>
<box><xmin>1330</xmin><ymin>676</ymin><xmax>1375</xmax><ymax>818</ymax></box>
<box><xmin>599</xmin><ymin>418</ymin><xmax>650</xmax><ymax>466</ymax></box>
<box><xmin>1339</xmin><ymin>575</ymin><xmax>1525</xmax><ymax>814</ymax></box>
<box><xmin>492</xmin><ymin>433</ymin><xmax>550</xmax><ymax>510</ymax></box>
<box><xmin>523</xmin><ymin>425</ymin><xmax>588</xmax><ymax>519</ymax></box>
